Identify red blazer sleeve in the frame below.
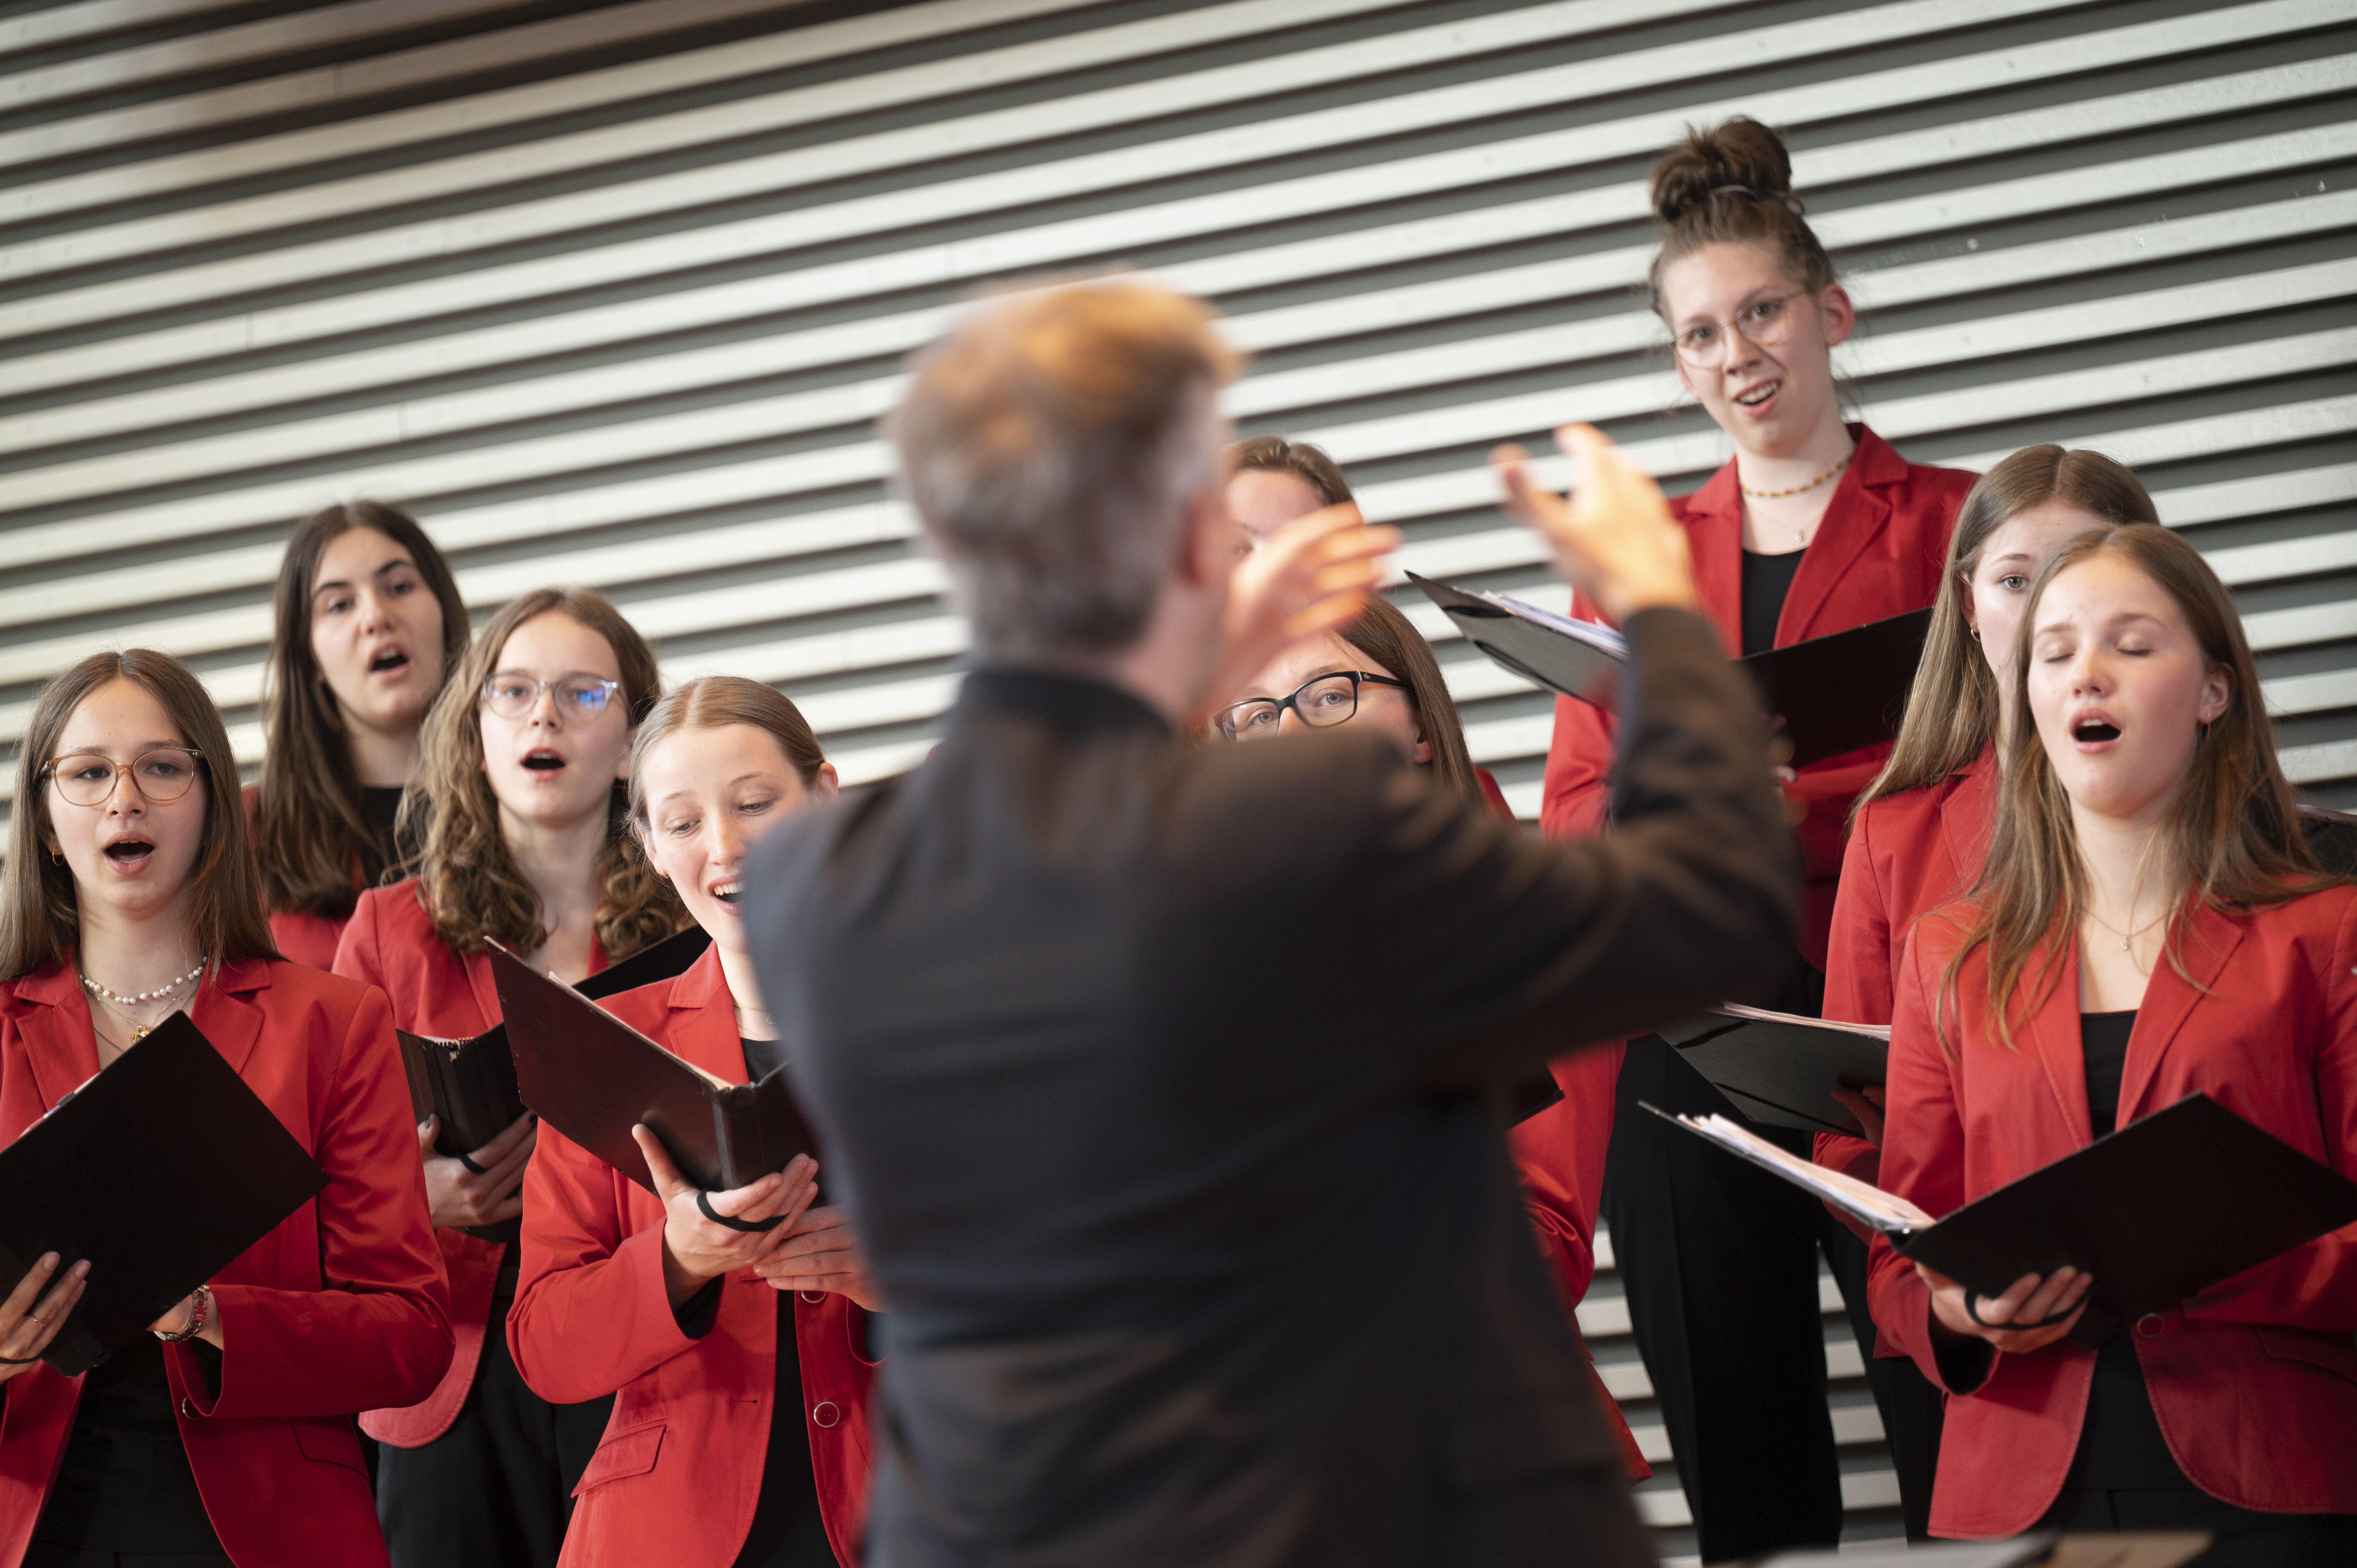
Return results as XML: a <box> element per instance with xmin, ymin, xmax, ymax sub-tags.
<box><xmin>508</xmin><ymin>1118</ymin><xmax>706</xmax><ymax>1405</ymax></box>
<box><xmin>1537</xmin><ymin>585</ymin><xmax>1617</xmax><ymax>842</ymax></box>
<box><xmin>1815</xmin><ymin>810</ymin><xmax>1894</xmax><ymax>1201</ymax></box>
<box><xmin>1509</xmin><ymin>1042</ymin><xmax>1622</xmax><ymax>1308</ymax></box>
<box><xmin>330</xmin><ymin>890</ymin><xmax>387</xmax><ymax>994</ymax></box>
<box><xmin>180</xmin><ymin>984</ymin><xmax>452</xmax><ymax>1419</ymax></box>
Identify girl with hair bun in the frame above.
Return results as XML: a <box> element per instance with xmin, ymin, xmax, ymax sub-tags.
<box><xmin>1535</xmin><ymin>117</ymin><xmax>1975</xmax><ymax>1560</ymax></box>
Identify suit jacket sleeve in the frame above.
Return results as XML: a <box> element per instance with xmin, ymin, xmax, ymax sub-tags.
<box><xmin>1376</xmin><ymin>607</ymin><xmax>1799</xmax><ymax>1084</ymax></box>
<box><xmin>176</xmin><ymin>986</ymin><xmax>453</xmax><ymax>1418</ymax></box>
<box><xmin>508</xmin><ymin>1119</ymin><xmax>707</xmax><ymax>1405</ymax></box>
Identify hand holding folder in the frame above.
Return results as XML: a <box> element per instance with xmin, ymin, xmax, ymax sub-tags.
<box><xmin>0</xmin><ymin>1014</ymin><xmax>327</xmax><ymax>1376</ymax></box>
<box><xmin>1650</xmin><ymin>1092</ymin><xmax>2357</xmax><ymax>1348</ymax></box>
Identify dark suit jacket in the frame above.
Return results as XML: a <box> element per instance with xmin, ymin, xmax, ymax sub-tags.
<box><xmin>745</xmin><ymin>608</ymin><xmax>1797</xmax><ymax>1567</ymax></box>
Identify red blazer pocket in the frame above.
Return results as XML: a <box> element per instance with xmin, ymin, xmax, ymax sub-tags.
<box><xmin>291</xmin><ymin>1416</ymin><xmax>370</xmax><ymax>1476</ymax></box>
<box><xmin>573</xmin><ymin>1422</ymin><xmax>665</xmax><ymax>1497</ymax></box>
<box><xmin>2256</xmin><ymin>1326</ymin><xmax>2357</xmax><ymax>1389</ymax></box>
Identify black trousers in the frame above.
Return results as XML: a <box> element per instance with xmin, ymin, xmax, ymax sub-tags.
<box><xmin>1602</xmin><ymin>1034</ymin><xmax>1946</xmax><ymax>1562</ymax></box>
<box><xmin>2039</xmin><ymin>1489</ymin><xmax>2357</xmax><ymax>1566</ymax></box>
<box><xmin>376</xmin><ymin>1290</ymin><xmax>615</xmax><ymax>1568</ymax></box>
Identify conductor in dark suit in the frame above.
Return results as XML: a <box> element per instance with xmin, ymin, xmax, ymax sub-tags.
<box><xmin>744</xmin><ymin>279</ymin><xmax>1798</xmax><ymax>1567</ymax></box>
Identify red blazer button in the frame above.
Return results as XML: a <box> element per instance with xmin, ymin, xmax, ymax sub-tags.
<box><xmin>800</xmin><ymin>1291</ymin><xmax>825</xmax><ymax>1305</ymax></box>
<box><xmin>811</xmin><ymin>1400</ymin><xmax>841</xmax><ymax>1428</ymax></box>
<box><xmin>180</xmin><ymin>1396</ymin><xmax>198</xmax><ymax>1418</ymax></box>
<box><xmin>2134</xmin><ymin>1313</ymin><xmax>2166</xmax><ymax>1338</ymax></box>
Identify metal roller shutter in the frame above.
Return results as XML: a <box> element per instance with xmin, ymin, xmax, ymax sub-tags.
<box><xmin>4</xmin><ymin>0</ymin><xmax>2352</xmax><ymax>1555</ymax></box>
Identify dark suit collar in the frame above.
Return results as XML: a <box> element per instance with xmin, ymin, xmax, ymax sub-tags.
<box><xmin>958</xmin><ymin>666</ymin><xmax>1172</xmax><ymax>737</ymax></box>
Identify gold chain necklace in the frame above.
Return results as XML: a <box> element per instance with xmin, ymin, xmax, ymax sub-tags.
<box><xmin>2084</xmin><ymin>906</ymin><xmax>2167</xmax><ymax>953</ymax></box>
<box><xmin>1739</xmin><ymin>452</ymin><xmax>1850</xmax><ymax>500</ymax></box>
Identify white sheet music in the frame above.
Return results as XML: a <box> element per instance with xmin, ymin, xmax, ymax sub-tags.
<box><xmin>1486</xmin><ymin>590</ymin><xmax>1628</xmax><ymax>658</ymax></box>
<box><xmin>1654</xmin><ymin>1108</ymin><xmax>1936</xmax><ymax>1237</ymax></box>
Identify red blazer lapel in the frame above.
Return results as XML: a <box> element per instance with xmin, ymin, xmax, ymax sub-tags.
<box><xmin>189</xmin><ymin>959</ymin><xmax>271</xmax><ymax>1078</ymax></box>
<box><xmin>1777</xmin><ymin>427</ymin><xmax>1907</xmax><ymax>643</ymax></box>
<box><xmin>2119</xmin><ymin>903</ymin><xmax>2243</xmax><ymax>1125</ymax></box>
<box><xmin>1937</xmin><ymin>747</ymin><xmax>1999</xmax><ymax>892</ymax></box>
<box><xmin>15</xmin><ymin>962</ymin><xmax>99</xmax><ymax>1111</ymax></box>
<box><xmin>2021</xmin><ymin>939</ymin><xmax>2095</xmax><ymax>1148</ymax></box>
<box><xmin>462</xmin><ymin>951</ymin><xmax>502</xmax><ymax>1030</ymax></box>
<box><xmin>668</xmin><ymin>945</ymin><xmax>749</xmax><ymax>1085</ymax></box>
<box><xmin>1680</xmin><ymin>461</ymin><xmax>1744</xmax><ymax>651</ymax></box>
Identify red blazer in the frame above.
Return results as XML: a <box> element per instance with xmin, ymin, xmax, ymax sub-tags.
<box><xmin>507</xmin><ymin>945</ymin><xmax>876</xmax><ymax>1568</ymax></box>
<box><xmin>1815</xmin><ymin>746</ymin><xmax>1997</xmax><ymax>1198</ymax></box>
<box><xmin>1539</xmin><ymin>427</ymin><xmax>1974</xmax><ymax>964</ymax></box>
<box><xmin>239</xmin><ymin>783</ymin><xmax>357</xmax><ymax>972</ymax></box>
<box><xmin>332</xmin><ymin>879</ymin><xmax>608</xmax><ymax>1448</ymax></box>
<box><xmin>0</xmin><ymin>958</ymin><xmax>450</xmax><ymax>1568</ymax></box>
<box><xmin>1869</xmin><ymin>892</ymin><xmax>2357</xmax><ymax>1537</ymax></box>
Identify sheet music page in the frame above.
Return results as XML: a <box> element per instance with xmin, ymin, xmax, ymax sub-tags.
<box><xmin>1487</xmin><ymin>590</ymin><xmax>1628</xmax><ymax>657</ymax></box>
<box><xmin>1656</xmin><ymin>1109</ymin><xmax>1936</xmax><ymax>1235</ymax></box>
<box><xmin>1712</xmin><ymin>1002</ymin><xmax>1892</xmax><ymax>1041</ymax></box>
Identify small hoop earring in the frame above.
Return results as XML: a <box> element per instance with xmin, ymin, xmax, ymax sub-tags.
<box><xmin>47</xmin><ymin>849</ymin><xmax>63</xmax><ymax>865</ymax></box>
<box><xmin>1968</xmin><ymin>626</ymin><xmax>1982</xmax><ymax>643</ymax></box>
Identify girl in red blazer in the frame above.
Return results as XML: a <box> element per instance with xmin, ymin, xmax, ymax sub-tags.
<box><xmin>1513</xmin><ymin>117</ymin><xmax>1972</xmax><ymax>1561</ymax></box>
<box><xmin>1218</xmin><ymin>567</ymin><xmax>1647</xmax><ymax>1483</ymax></box>
<box><xmin>250</xmin><ymin>502</ymin><xmax>468</xmax><ymax>969</ymax></box>
<box><xmin>0</xmin><ymin>649</ymin><xmax>449</xmax><ymax>1568</ymax></box>
<box><xmin>1869</xmin><ymin>523</ymin><xmax>2357</xmax><ymax>1562</ymax></box>
<box><xmin>334</xmin><ymin>588</ymin><xmax>684</xmax><ymax>1568</ymax></box>
<box><xmin>510</xmin><ymin>676</ymin><xmax>878</xmax><ymax>1567</ymax></box>
<box><xmin>1813</xmin><ymin>447</ymin><xmax>2164</xmax><ymax>1535</ymax></box>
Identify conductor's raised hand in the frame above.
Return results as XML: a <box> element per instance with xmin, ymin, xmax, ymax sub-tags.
<box><xmin>419</xmin><ymin>1110</ymin><xmax>537</xmax><ymax>1230</ymax></box>
<box><xmin>1917</xmin><ymin>1261</ymin><xmax>2092</xmax><ymax>1356</ymax></box>
<box><xmin>1492</xmin><ymin>424</ymin><xmax>1696</xmax><ymax>623</ymax></box>
<box><xmin>633</xmin><ymin>1124</ymin><xmax>819</xmax><ymax>1309</ymax></box>
<box><xmin>1205</xmin><ymin>502</ymin><xmax>1399</xmax><ymax>719</ymax></box>
<box><xmin>0</xmin><ymin>1252</ymin><xmax>87</xmax><ymax>1381</ymax></box>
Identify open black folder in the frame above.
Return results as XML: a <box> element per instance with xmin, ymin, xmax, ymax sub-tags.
<box><xmin>0</xmin><ymin>1013</ymin><xmax>327</xmax><ymax>1376</ymax></box>
<box><xmin>1410</xmin><ymin>572</ymin><xmax>1933</xmax><ymax>769</ymax></box>
<box><xmin>1652</xmin><ymin>1092</ymin><xmax>2357</xmax><ymax>1347</ymax></box>
<box><xmin>488</xmin><ymin>945</ymin><xmax>816</xmax><ymax>1199</ymax></box>
<box><xmin>1656</xmin><ymin>1005</ymin><xmax>1889</xmax><ymax>1136</ymax></box>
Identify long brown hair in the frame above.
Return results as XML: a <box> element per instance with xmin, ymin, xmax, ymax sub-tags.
<box><xmin>1647</xmin><ymin>118</ymin><xmax>1836</xmax><ymax>319</ymax></box>
<box><xmin>1339</xmin><ymin>596</ymin><xmax>1481</xmax><ymax>804</ymax></box>
<box><xmin>2</xmin><ymin>651</ymin><xmax>280</xmax><ymax>981</ymax></box>
<box><xmin>255</xmin><ymin>501</ymin><xmax>468</xmax><ymax>920</ymax></box>
<box><xmin>629</xmin><ymin>676</ymin><xmax>830</xmax><ymax>830</ymax></box>
<box><xmin>409</xmin><ymin>588</ymin><xmax>683</xmax><ymax>961</ymax></box>
<box><xmin>1862</xmin><ymin>447</ymin><xmax>2163</xmax><ymax>810</ymax></box>
<box><xmin>1940</xmin><ymin>525</ymin><xmax>2334</xmax><ymax>1045</ymax></box>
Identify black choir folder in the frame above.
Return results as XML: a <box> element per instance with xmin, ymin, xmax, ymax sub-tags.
<box><xmin>1652</xmin><ymin>1092</ymin><xmax>2357</xmax><ymax>1348</ymax></box>
<box><xmin>1656</xmin><ymin>1004</ymin><xmax>1889</xmax><ymax>1136</ymax></box>
<box><xmin>0</xmin><ymin>1014</ymin><xmax>326</xmax><ymax>1376</ymax></box>
<box><xmin>488</xmin><ymin>944</ymin><xmax>816</xmax><ymax>1198</ymax></box>
<box><xmin>1409</xmin><ymin>572</ymin><xmax>1933</xmax><ymax>769</ymax></box>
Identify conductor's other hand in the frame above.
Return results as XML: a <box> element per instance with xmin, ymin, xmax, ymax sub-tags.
<box><xmin>1492</xmin><ymin>424</ymin><xmax>1696</xmax><ymax>623</ymax></box>
<box><xmin>419</xmin><ymin>1111</ymin><xmax>537</xmax><ymax>1230</ymax></box>
<box><xmin>1208</xmin><ymin>503</ymin><xmax>1398</xmax><ymax>717</ymax></box>
<box><xmin>0</xmin><ymin>1252</ymin><xmax>88</xmax><ymax>1382</ymax></box>
<box><xmin>634</xmin><ymin>1124</ymin><xmax>820</xmax><ymax>1309</ymax></box>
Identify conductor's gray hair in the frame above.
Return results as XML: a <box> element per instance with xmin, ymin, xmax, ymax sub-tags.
<box><xmin>888</xmin><ymin>279</ymin><xmax>1241</xmax><ymax>662</ymax></box>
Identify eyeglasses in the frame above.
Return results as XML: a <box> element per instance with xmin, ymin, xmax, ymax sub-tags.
<box><xmin>481</xmin><ymin>672</ymin><xmax>624</xmax><ymax>722</ymax></box>
<box><xmin>43</xmin><ymin>749</ymin><xmax>205</xmax><ymax>807</ymax></box>
<box><xmin>1212</xmin><ymin>670</ymin><xmax>1410</xmax><ymax>742</ymax></box>
<box><xmin>1671</xmin><ymin>289</ymin><xmax>1808</xmax><ymax>368</ymax></box>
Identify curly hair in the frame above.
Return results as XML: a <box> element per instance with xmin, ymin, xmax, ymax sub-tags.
<box><xmin>407</xmin><ymin>588</ymin><xmax>684</xmax><ymax>962</ymax></box>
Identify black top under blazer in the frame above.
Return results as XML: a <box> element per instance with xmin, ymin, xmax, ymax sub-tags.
<box><xmin>745</xmin><ymin>607</ymin><xmax>1799</xmax><ymax>1568</ymax></box>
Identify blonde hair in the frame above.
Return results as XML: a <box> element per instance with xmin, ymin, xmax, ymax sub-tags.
<box><xmin>408</xmin><ymin>588</ymin><xmax>684</xmax><ymax>961</ymax></box>
<box><xmin>629</xmin><ymin>677</ymin><xmax>829</xmax><ymax>830</ymax></box>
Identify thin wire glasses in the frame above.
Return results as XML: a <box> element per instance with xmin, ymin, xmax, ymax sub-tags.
<box><xmin>1212</xmin><ymin>670</ymin><xmax>1410</xmax><ymax>742</ymax></box>
<box><xmin>1670</xmin><ymin>289</ymin><xmax>1808</xmax><ymax>368</ymax></box>
<box><xmin>44</xmin><ymin>749</ymin><xmax>205</xmax><ymax>807</ymax></box>
<box><xmin>481</xmin><ymin>672</ymin><xmax>624</xmax><ymax>722</ymax></box>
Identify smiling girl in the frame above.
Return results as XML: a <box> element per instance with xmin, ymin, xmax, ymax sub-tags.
<box><xmin>0</xmin><ymin>650</ymin><xmax>448</xmax><ymax>1568</ymax></box>
<box><xmin>332</xmin><ymin>589</ymin><xmax>684</xmax><ymax>1568</ymax></box>
<box><xmin>1868</xmin><ymin>525</ymin><xmax>2357</xmax><ymax>1561</ymax></box>
<box><xmin>252</xmin><ymin>503</ymin><xmax>469</xmax><ymax>969</ymax></box>
<box><xmin>510</xmin><ymin>676</ymin><xmax>876</xmax><ymax>1568</ymax></box>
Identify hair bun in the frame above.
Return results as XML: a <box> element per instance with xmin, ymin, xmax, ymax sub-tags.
<box><xmin>1649</xmin><ymin>117</ymin><xmax>1797</xmax><ymax>227</ymax></box>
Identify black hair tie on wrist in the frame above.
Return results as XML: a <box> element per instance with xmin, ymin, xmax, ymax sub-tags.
<box><xmin>1965</xmin><ymin>1291</ymin><xmax>2080</xmax><ymax>1331</ymax></box>
<box><xmin>697</xmin><ymin>1188</ymin><xmax>784</xmax><ymax>1233</ymax></box>
<box><xmin>0</xmin><ymin>1352</ymin><xmax>39</xmax><ymax>1365</ymax></box>
<box><xmin>457</xmin><ymin>1151</ymin><xmax>489</xmax><ymax>1175</ymax></box>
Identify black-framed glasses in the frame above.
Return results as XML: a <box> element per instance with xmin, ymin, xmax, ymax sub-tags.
<box><xmin>1212</xmin><ymin>671</ymin><xmax>1410</xmax><ymax>742</ymax></box>
<box><xmin>481</xmin><ymin>672</ymin><xmax>624</xmax><ymax>722</ymax></box>
<box><xmin>43</xmin><ymin>749</ymin><xmax>205</xmax><ymax>807</ymax></box>
<box><xmin>1671</xmin><ymin>289</ymin><xmax>1808</xmax><ymax>367</ymax></box>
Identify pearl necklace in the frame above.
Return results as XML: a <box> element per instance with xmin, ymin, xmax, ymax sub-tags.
<box><xmin>1739</xmin><ymin>452</ymin><xmax>1850</xmax><ymax>500</ymax></box>
<box><xmin>81</xmin><ymin>958</ymin><xmax>205</xmax><ymax>1040</ymax></box>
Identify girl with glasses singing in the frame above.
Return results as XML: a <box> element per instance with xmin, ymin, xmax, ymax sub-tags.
<box><xmin>249</xmin><ymin>502</ymin><xmax>469</xmax><ymax>971</ymax></box>
<box><xmin>1531</xmin><ymin>118</ymin><xmax>1975</xmax><ymax>1559</ymax></box>
<box><xmin>1218</xmin><ymin>440</ymin><xmax>1647</xmax><ymax>1486</ymax></box>
<box><xmin>510</xmin><ymin>677</ymin><xmax>876</xmax><ymax>1568</ymax></box>
<box><xmin>0</xmin><ymin>650</ymin><xmax>449</xmax><ymax>1568</ymax></box>
<box><xmin>332</xmin><ymin>588</ymin><xmax>686</xmax><ymax>1568</ymax></box>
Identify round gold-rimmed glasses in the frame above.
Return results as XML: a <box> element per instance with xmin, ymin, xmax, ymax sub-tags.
<box><xmin>42</xmin><ymin>749</ymin><xmax>205</xmax><ymax>807</ymax></box>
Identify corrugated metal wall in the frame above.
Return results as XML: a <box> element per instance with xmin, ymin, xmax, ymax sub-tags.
<box><xmin>4</xmin><ymin>0</ymin><xmax>2352</xmax><ymax>1556</ymax></box>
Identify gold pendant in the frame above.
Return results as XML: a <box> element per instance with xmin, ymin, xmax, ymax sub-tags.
<box><xmin>131</xmin><ymin>1024</ymin><xmax>150</xmax><ymax>1041</ymax></box>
